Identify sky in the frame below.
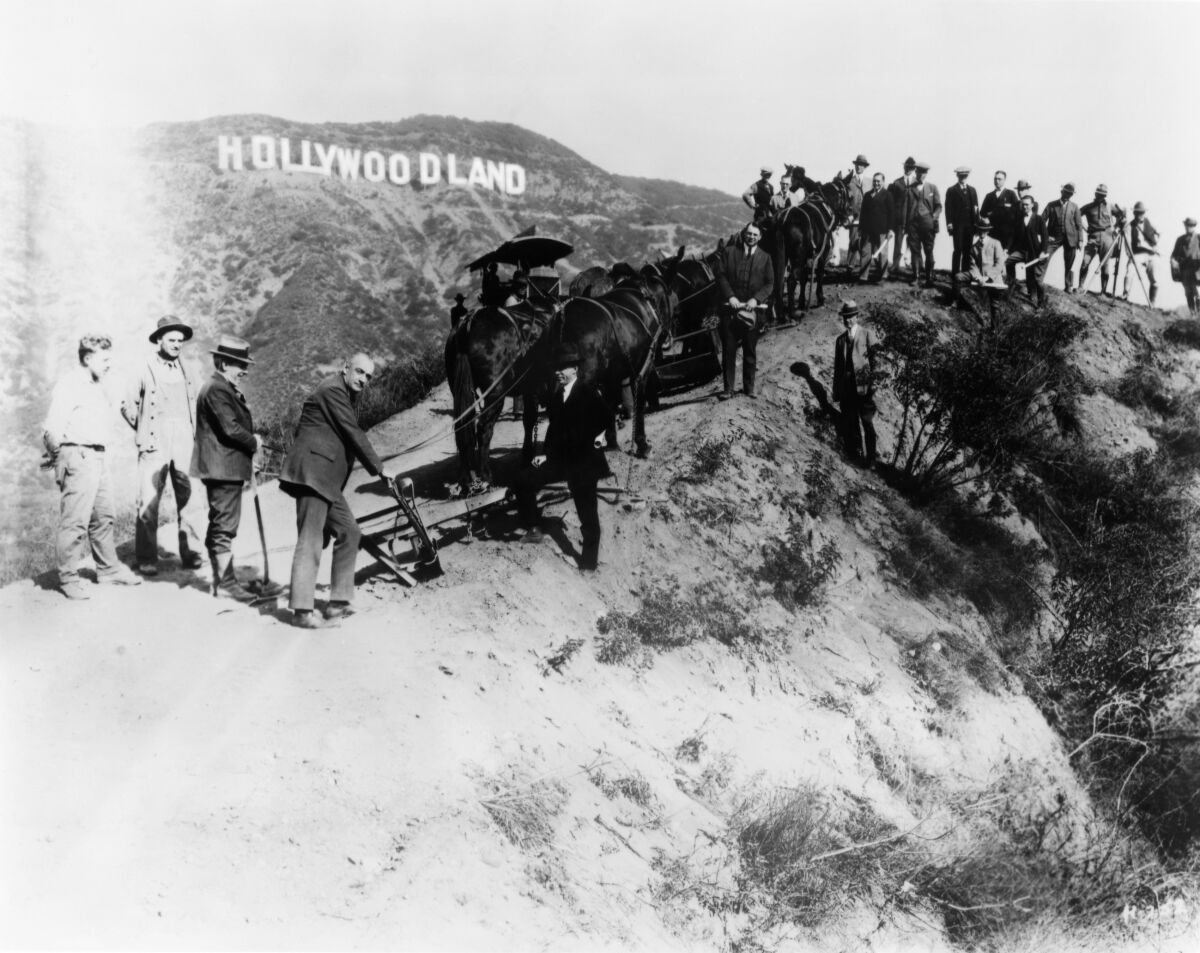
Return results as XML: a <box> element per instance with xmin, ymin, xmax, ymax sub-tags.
<box><xmin>3</xmin><ymin>0</ymin><xmax>1200</xmax><ymax>302</ymax></box>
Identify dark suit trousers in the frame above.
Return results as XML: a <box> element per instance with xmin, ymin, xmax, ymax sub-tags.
<box><xmin>950</xmin><ymin>230</ymin><xmax>973</xmax><ymax>276</ymax></box>
<box><xmin>515</xmin><ymin>461</ymin><xmax>601</xmax><ymax>566</ymax></box>
<box><xmin>288</xmin><ymin>488</ymin><xmax>361</xmax><ymax>611</ymax></box>
<box><xmin>203</xmin><ymin>479</ymin><xmax>243</xmax><ymax>556</ymax></box>
<box><xmin>719</xmin><ymin>313</ymin><xmax>758</xmax><ymax>394</ymax></box>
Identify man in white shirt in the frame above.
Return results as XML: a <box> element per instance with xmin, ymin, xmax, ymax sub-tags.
<box><xmin>44</xmin><ymin>334</ymin><xmax>142</xmax><ymax>599</ymax></box>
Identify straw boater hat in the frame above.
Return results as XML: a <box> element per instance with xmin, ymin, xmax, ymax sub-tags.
<box><xmin>149</xmin><ymin>314</ymin><xmax>193</xmax><ymax>343</ymax></box>
<box><xmin>210</xmin><ymin>334</ymin><xmax>255</xmax><ymax>366</ymax></box>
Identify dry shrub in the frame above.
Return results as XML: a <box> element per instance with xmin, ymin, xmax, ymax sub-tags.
<box><xmin>480</xmin><ymin>772</ymin><xmax>568</xmax><ymax>852</ymax></box>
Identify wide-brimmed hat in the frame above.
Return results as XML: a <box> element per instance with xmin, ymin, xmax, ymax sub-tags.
<box><xmin>552</xmin><ymin>344</ymin><xmax>580</xmax><ymax>369</ymax></box>
<box><xmin>838</xmin><ymin>300</ymin><xmax>860</xmax><ymax>320</ymax></box>
<box><xmin>1133</xmin><ymin>201</ymin><xmax>1146</xmax><ymax>213</ymax></box>
<box><xmin>954</xmin><ymin>166</ymin><xmax>970</xmax><ymax>175</ymax></box>
<box><xmin>1095</xmin><ymin>183</ymin><xmax>1108</xmax><ymax>195</ymax></box>
<box><xmin>211</xmin><ymin>334</ymin><xmax>255</xmax><ymax>366</ymax></box>
<box><xmin>149</xmin><ymin>314</ymin><xmax>193</xmax><ymax>343</ymax></box>
<box><xmin>1185</xmin><ymin>217</ymin><xmax>1198</xmax><ymax>227</ymax></box>
<box><xmin>853</xmin><ymin>154</ymin><xmax>870</xmax><ymax>167</ymax></box>
<box><xmin>903</xmin><ymin>156</ymin><xmax>916</xmax><ymax>170</ymax></box>
<box><xmin>1061</xmin><ymin>182</ymin><xmax>1076</xmax><ymax>194</ymax></box>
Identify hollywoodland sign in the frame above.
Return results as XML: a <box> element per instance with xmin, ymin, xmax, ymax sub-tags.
<box><xmin>216</xmin><ymin>135</ymin><xmax>527</xmax><ymax>195</ymax></box>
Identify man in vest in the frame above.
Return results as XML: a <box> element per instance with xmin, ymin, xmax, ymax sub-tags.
<box><xmin>1079</xmin><ymin>184</ymin><xmax>1116</xmax><ymax>296</ymax></box>
<box><xmin>742</xmin><ymin>166</ymin><xmax>775</xmax><ymax>227</ymax></box>
<box><xmin>1170</xmin><ymin>217</ymin><xmax>1200</xmax><ymax>317</ymax></box>
<box><xmin>945</xmin><ymin>166</ymin><xmax>979</xmax><ymax>281</ymax></box>
<box><xmin>121</xmin><ymin>315</ymin><xmax>204</xmax><ymax>576</ymax></box>
<box><xmin>1043</xmin><ymin>183</ymin><xmax>1083</xmax><ymax>293</ymax></box>
<box><xmin>1124</xmin><ymin>202</ymin><xmax>1160</xmax><ymax>305</ymax></box>
<box><xmin>907</xmin><ymin>161</ymin><xmax>942</xmax><ymax>288</ymax></box>
<box><xmin>888</xmin><ymin>157</ymin><xmax>917</xmax><ymax>276</ymax></box>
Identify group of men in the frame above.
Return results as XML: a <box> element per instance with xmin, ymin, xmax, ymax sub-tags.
<box><xmin>43</xmin><ymin>319</ymin><xmax>398</xmax><ymax>628</ymax></box>
<box><xmin>743</xmin><ymin>158</ymin><xmax>1200</xmax><ymax>315</ymax></box>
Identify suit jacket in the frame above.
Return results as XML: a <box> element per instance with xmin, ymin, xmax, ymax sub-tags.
<box><xmin>859</xmin><ymin>189</ymin><xmax>895</xmax><ymax>241</ymax></box>
<box><xmin>909</xmin><ymin>181</ymin><xmax>942</xmax><ymax>232</ymax></box>
<box><xmin>280</xmin><ymin>373</ymin><xmax>384</xmax><ymax>503</ymax></box>
<box><xmin>545</xmin><ymin>382</ymin><xmax>610</xmax><ymax>477</ymax></box>
<box><xmin>191</xmin><ymin>372</ymin><xmax>256</xmax><ymax>482</ymax></box>
<box><xmin>888</xmin><ymin>174</ymin><xmax>915</xmax><ymax>230</ymax></box>
<box><xmin>980</xmin><ymin>188</ymin><xmax>1020</xmax><ymax>245</ymax></box>
<box><xmin>1010</xmin><ymin>212</ymin><xmax>1049</xmax><ymax>258</ymax></box>
<box><xmin>944</xmin><ymin>182</ymin><xmax>978</xmax><ymax>231</ymax></box>
<box><xmin>716</xmin><ymin>242</ymin><xmax>775</xmax><ymax>304</ymax></box>
<box><xmin>1043</xmin><ymin>198</ymin><xmax>1083</xmax><ymax>247</ymax></box>
<box><xmin>832</xmin><ymin>327</ymin><xmax>876</xmax><ymax>402</ymax></box>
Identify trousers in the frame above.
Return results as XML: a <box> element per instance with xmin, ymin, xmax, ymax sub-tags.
<box><xmin>288</xmin><ymin>488</ymin><xmax>361</xmax><ymax>611</ymax></box>
<box><xmin>54</xmin><ymin>445</ymin><xmax>119</xmax><ymax>582</ymax></box>
<box><xmin>719</xmin><ymin>312</ymin><xmax>759</xmax><ymax>395</ymax></box>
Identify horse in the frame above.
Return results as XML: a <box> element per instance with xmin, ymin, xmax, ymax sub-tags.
<box><xmin>773</xmin><ymin>177</ymin><xmax>852</xmax><ymax>318</ymax></box>
<box><xmin>526</xmin><ymin>262</ymin><xmax>679</xmax><ymax>459</ymax></box>
<box><xmin>568</xmin><ymin>266</ymin><xmax>614</xmax><ymax>298</ymax></box>
<box><xmin>444</xmin><ymin>300</ymin><xmax>554</xmax><ymax>489</ymax></box>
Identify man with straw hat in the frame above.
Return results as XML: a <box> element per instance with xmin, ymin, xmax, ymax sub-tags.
<box><xmin>191</xmin><ymin>334</ymin><xmax>261</xmax><ymax>603</ymax></box>
<box><xmin>121</xmin><ymin>315</ymin><xmax>204</xmax><ymax>576</ymax></box>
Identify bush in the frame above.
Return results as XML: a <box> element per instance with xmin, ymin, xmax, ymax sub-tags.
<box><xmin>756</xmin><ymin>522</ymin><xmax>841</xmax><ymax>612</ymax></box>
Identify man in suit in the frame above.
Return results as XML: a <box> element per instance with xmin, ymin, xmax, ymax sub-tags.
<box><xmin>945</xmin><ymin>166</ymin><xmax>979</xmax><ymax>280</ymax></box>
<box><xmin>832</xmin><ymin>300</ymin><xmax>877</xmax><ymax>464</ymax></box>
<box><xmin>715</xmin><ymin>223</ymin><xmax>775</xmax><ymax>399</ymax></box>
<box><xmin>1079</xmin><ymin>184</ymin><xmax>1116</xmax><ymax>296</ymax></box>
<box><xmin>1043</xmin><ymin>183</ymin><xmax>1083</xmax><ymax>293</ymax></box>
<box><xmin>122</xmin><ymin>315</ymin><xmax>204</xmax><ymax>576</ymax></box>
<box><xmin>1124</xmin><ymin>202</ymin><xmax>1160</xmax><ymax>305</ymax></box>
<box><xmin>907</xmin><ymin>161</ymin><xmax>942</xmax><ymax>288</ymax></box>
<box><xmin>953</xmin><ymin>217</ymin><xmax>1007</xmax><ymax>326</ymax></box>
<box><xmin>1006</xmin><ymin>196</ymin><xmax>1050</xmax><ymax>307</ymax></box>
<box><xmin>980</xmin><ymin>171</ymin><xmax>1020</xmax><ymax>250</ymax></box>
<box><xmin>888</xmin><ymin>157</ymin><xmax>917</xmax><ymax>276</ymax></box>
<box><xmin>191</xmin><ymin>335</ymin><xmax>261</xmax><ymax>602</ymax></box>
<box><xmin>1170</xmin><ymin>217</ymin><xmax>1200</xmax><ymax>317</ymax></box>
<box><xmin>514</xmin><ymin>345</ymin><xmax>611</xmax><ymax>571</ymax></box>
<box><xmin>279</xmin><ymin>353</ymin><xmax>391</xmax><ymax>628</ymax></box>
<box><xmin>856</xmin><ymin>172</ymin><xmax>894</xmax><ymax>282</ymax></box>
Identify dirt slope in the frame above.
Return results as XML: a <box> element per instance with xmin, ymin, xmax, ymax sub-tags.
<box><xmin>2</xmin><ymin>280</ymin><xmax>1197</xmax><ymax>951</ymax></box>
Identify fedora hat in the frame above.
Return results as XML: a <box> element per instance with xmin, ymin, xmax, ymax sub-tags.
<box><xmin>853</xmin><ymin>154</ymin><xmax>870</xmax><ymax>167</ymax></box>
<box><xmin>838</xmin><ymin>300</ymin><xmax>860</xmax><ymax>320</ymax></box>
<box><xmin>149</xmin><ymin>314</ymin><xmax>193</xmax><ymax>343</ymax></box>
<box><xmin>210</xmin><ymin>334</ymin><xmax>255</xmax><ymax>366</ymax></box>
<box><xmin>552</xmin><ymin>343</ymin><xmax>581</xmax><ymax>369</ymax></box>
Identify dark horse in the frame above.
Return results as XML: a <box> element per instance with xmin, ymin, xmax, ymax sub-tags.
<box><xmin>444</xmin><ymin>301</ymin><xmax>554</xmax><ymax>489</ymax></box>
<box><xmin>527</xmin><ymin>263</ymin><xmax>679</xmax><ymax>459</ymax></box>
<box><xmin>772</xmin><ymin>177</ymin><xmax>852</xmax><ymax>318</ymax></box>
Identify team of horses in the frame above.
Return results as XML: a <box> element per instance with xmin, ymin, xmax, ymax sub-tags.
<box><xmin>443</xmin><ymin>172</ymin><xmax>853</xmax><ymax>490</ymax></box>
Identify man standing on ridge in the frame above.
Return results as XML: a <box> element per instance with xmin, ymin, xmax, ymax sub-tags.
<box><xmin>279</xmin><ymin>353</ymin><xmax>392</xmax><ymax>629</ymax></box>
<box><xmin>742</xmin><ymin>166</ymin><xmax>775</xmax><ymax>227</ymax></box>
<box><xmin>1044</xmin><ymin>183</ymin><xmax>1083</xmax><ymax>294</ymax></box>
<box><xmin>122</xmin><ymin>315</ymin><xmax>204</xmax><ymax>576</ymax></box>
<box><xmin>945</xmin><ymin>166</ymin><xmax>979</xmax><ymax>282</ymax></box>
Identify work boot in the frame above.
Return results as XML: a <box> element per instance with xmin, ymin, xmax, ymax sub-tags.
<box><xmin>178</xmin><ymin>533</ymin><xmax>203</xmax><ymax>570</ymax></box>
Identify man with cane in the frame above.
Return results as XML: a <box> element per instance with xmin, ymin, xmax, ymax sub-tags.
<box><xmin>716</xmin><ymin>223</ymin><xmax>774</xmax><ymax>400</ymax></box>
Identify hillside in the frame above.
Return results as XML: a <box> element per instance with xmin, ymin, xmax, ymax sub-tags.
<box><xmin>0</xmin><ymin>114</ymin><xmax>746</xmax><ymax>582</ymax></box>
<box><xmin>3</xmin><ymin>278</ymin><xmax>1198</xmax><ymax>951</ymax></box>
